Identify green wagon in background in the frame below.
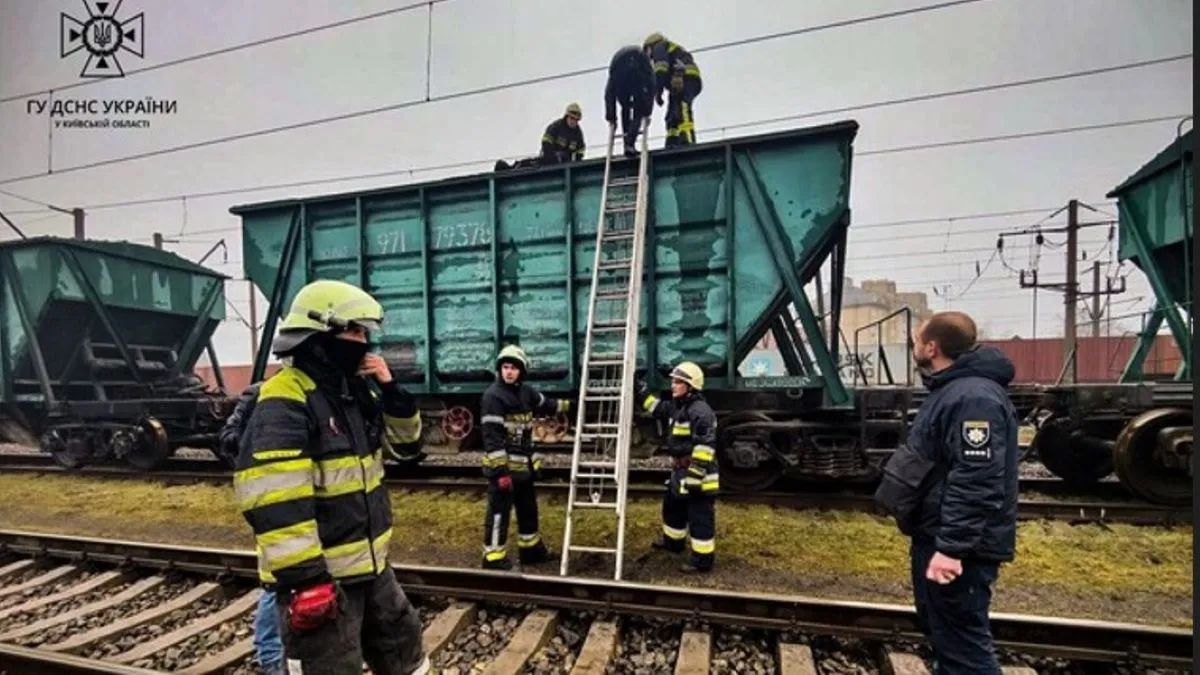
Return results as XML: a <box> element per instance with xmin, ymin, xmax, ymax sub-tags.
<box><xmin>0</xmin><ymin>237</ymin><xmax>230</xmax><ymax>469</ymax></box>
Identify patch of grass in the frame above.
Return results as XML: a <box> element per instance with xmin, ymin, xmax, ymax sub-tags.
<box><xmin>0</xmin><ymin>475</ymin><xmax>1189</xmax><ymax>624</ymax></box>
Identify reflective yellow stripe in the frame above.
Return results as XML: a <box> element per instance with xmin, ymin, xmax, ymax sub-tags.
<box><xmin>654</xmin><ymin>64</ymin><xmax>669</xmax><ymax>73</ymax></box>
<box><xmin>234</xmin><ymin>458</ymin><xmax>314</xmax><ymax>511</ymax></box>
<box><xmin>701</xmin><ymin>473</ymin><xmax>719</xmax><ymax>492</ymax></box>
<box><xmin>690</xmin><ymin>537</ymin><xmax>715</xmax><ymax>554</ymax></box>
<box><xmin>517</xmin><ymin>532</ymin><xmax>541</xmax><ymax>548</ymax></box>
<box><xmin>371</xmin><ymin>528</ymin><xmax>393</xmax><ymax>572</ymax></box>
<box><xmin>684</xmin><ymin>65</ymin><xmax>700</xmax><ymax>76</ymax></box>
<box><xmin>662</xmin><ymin>523</ymin><xmax>687</xmax><ymax>540</ymax></box>
<box><xmin>691</xmin><ymin>446</ymin><xmax>714</xmax><ymax>463</ymax></box>
<box><xmin>364</xmin><ymin>453</ymin><xmax>385</xmax><ymax>493</ymax></box>
<box><xmin>259</xmin><ymin>368</ymin><xmax>313</xmax><ymax>403</ymax></box>
<box><xmin>259</xmin><ymin>520</ymin><xmax>322</xmax><ymax>571</ymax></box>
<box><xmin>672</xmin><ymin>425</ymin><xmax>691</xmax><ymax>436</ymax></box>
<box><xmin>385</xmin><ymin>412</ymin><xmax>422</xmax><ymax>444</ymax></box>
<box><xmin>252</xmin><ymin>449</ymin><xmax>302</xmax><ymax>461</ymax></box>
<box><xmin>643</xmin><ymin>395</ymin><xmax>659</xmax><ymax>412</ymax></box>
<box><xmin>324</xmin><ymin>538</ymin><xmax>372</xmax><ymax>578</ymax></box>
<box><xmin>314</xmin><ymin>455</ymin><xmax>364</xmax><ymax>498</ymax></box>
<box><xmin>556</xmin><ymin>399</ymin><xmax>570</xmax><ymax>413</ymax></box>
<box><xmin>483</xmin><ymin>547</ymin><xmax>508</xmax><ymax>562</ymax></box>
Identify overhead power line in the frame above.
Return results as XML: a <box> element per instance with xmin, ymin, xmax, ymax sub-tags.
<box><xmin>47</xmin><ymin>111</ymin><xmax>1175</xmax><ymax>218</ymax></box>
<box><xmin>0</xmin><ymin>26</ymin><xmax>1186</xmax><ymax>187</ymax></box>
<box><xmin>0</xmin><ymin>0</ymin><xmax>455</xmax><ymax>104</ymax></box>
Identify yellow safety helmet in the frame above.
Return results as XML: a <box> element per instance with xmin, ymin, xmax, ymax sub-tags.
<box><xmin>670</xmin><ymin>361</ymin><xmax>704</xmax><ymax>391</ymax></box>
<box><xmin>565</xmin><ymin>102</ymin><xmax>582</xmax><ymax>119</ymax></box>
<box><xmin>643</xmin><ymin>32</ymin><xmax>665</xmax><ymax>48</ymax></box>
<box><xmin>273</xmin><ymin>280</ymin><xmax>384</xmax><ymax>354</ymax></box>
<box><xmin>496</xmin><ymin>344</ymin><xmax>530</xmax><ymax>372</ymax></box>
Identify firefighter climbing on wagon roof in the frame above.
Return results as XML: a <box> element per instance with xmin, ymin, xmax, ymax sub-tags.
<box><xmin>605</xmin><ymin>44</ymin><xmax>656</xmax><ymax>157</ymax></box>
<box><xmin>644</xmin><ymin>32</ymin><xmax>702</xmax><ymax>147</ymax></box>
<box><xmin>234</xmin><ymin>279</ymin><xmax>428</xmax><ymax>675</ymax></box>
<box><xmin>540</xmin><ymin>102</ymin><xmax>587</xmax><ymax>164</ymax></box>
<box><xmin>636</xmin><ymin>361</ymin><xmax>718</xmax><ymax>572</ymax></box>
<box><xmin>480</xmin><ymin>344</ymin><xmax>571</xmax><ymax>570</ymax></box>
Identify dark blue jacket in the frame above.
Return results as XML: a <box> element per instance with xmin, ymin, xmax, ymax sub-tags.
<box><xmin>878</xmin><ymin>346</ymin><xmax>1019</xmax><ymax>562</ymax></box>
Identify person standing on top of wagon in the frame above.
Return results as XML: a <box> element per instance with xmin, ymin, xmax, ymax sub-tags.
<box><xmin>636</xmin><ymin>361</ymin><xmax>719</xmax><ymax>573</ymax></box>
<box><xmin>605</xmin><ymin>44</ymin><xmax>656</xmax><ymax>158</ymax></box>
<box><xmin>479</xmin><ymin>344</ymin><xmax>571</xmax><ymax>570</ymax></box>
<box><xmin>540</xmin><ymin>103</ymin><xmax>587</xmax><ymax>164</ymax></box>
<box><xmin>643</xmin><ymin>32</ymin><xmax>702</xmax><ymax>147</ymax></box>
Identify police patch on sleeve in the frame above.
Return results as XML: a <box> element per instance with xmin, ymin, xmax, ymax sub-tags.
<box><xmin>961</xmin><ymin>420</ymin><xmax>992</xmax><ymax>461</ymax></box>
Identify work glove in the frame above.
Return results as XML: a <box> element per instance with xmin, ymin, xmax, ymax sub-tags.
<box><xmin>217</xmin><ymin>434</ymin><xmax>240</xmax><ymax>469</ymax></box>
<box><xmin>635</xmin><ymin>379</ymin><xmax>650</xmax><ymax>400</ymax></box>
<box><xmin>669</xmin><ymin>74</ymin><xmax>684</xmax><ymax>94</ymax></box>
<box><xmin>288</xmin><ymin>582</ymin><xmax>338</xmax><ymax>632</ymax></box>
<box><xmin>495</xmin><ymin>474</ymin><xmax>513</xmax><ymax>492</ymax></box>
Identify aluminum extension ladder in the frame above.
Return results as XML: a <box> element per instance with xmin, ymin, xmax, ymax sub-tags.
<box><xmin>559</xmin><ymin>119</ymin><xmax>651</xmax><ymax>580</ymax></box>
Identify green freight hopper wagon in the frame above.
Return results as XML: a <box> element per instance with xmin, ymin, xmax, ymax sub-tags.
<box><xmin>1027</xmin><ymin>127</ymin><xmax>1194</xmax><ymax>506</ymax></box>
<box><xmin>235</xmin><ymin>121</ymin><xmax>891</xmax><ymax>489</ymax></box>
<box><xmin>0</xmin><ymin>237</ymin><xmax>231</xmax><ymax>469</ymax></box>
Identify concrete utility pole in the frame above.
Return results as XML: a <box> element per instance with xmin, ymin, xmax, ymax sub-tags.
<box><xmin>1063</xmin><ymin>199</ymin><xmax>1078</xmax><ymax>382</ymax></box>
<box><xmin>73</xmin><ymin>208</ymin><xmax>85</xmax><ymax>240</ymax></box>
<box><xmin>1091</xmin><ymin>260</ymin><xmax>1102</xmax><ymax>337</ymax></box>
<box><xmin>152</xmin><ymin>232</ymin><xmax>164</xmax><ymax>249</ymax></box>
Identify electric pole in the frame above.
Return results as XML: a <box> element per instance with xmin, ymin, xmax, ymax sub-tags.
<box><xmin>1008</xmin><ymin>199</ymin><xmax>1125</xmax><ymax>383</ymax></box>
<box><xmin>248</xmin><ymin>280</ymin><xmax>259</xmax><ymax>364</ymax></box>
<box><xmin>1064</xmin><ymin>200</ymin><xmax>1078</xmax><ymax>382</ymax></box>
<box><xmin>73</xmin><ymin>208</ymin><xmax>85</xmax><ymax>240</ymax></box>
<box><xmin>153</xmin><ymin>232</ymin><xmax>164</xmax><ymax>249</ymax></box>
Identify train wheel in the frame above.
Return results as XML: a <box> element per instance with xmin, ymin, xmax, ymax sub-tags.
<box><xmin>123</xmin><ymin>419</ymin><xmax>171</xmax><ymax>470</ymax></box>
<box><xmin>42</xmin><ymin>429</ymin><xmax>89</xmax><ymax>469</ymax></box>
<box><xmin>1032</xmin><ymin>417</ymin><xmax>1113</xmax><ymax>485</ymax></box>
<box><xmin>1113</xmin><ymin>408</ymin><xmax>1192</xmax><ymax>506</ymax></box>
<box><xmin>717</xmin><ymin>412</ymin><xmax>781</xmax><ymax>492</ymax></box>
<box><xmin>441</xmin><ymin>406</ymin><xmax>474</xmax><ymax>442</ymax></box>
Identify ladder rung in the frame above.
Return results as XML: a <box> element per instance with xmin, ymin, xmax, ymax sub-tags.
<box><xmin>592</xmin><ymin>321</ymin><xmax>627</xmax><ymax>330</ymax></box>
<box><xmin>587</xmin><ymin>388</ymin><xmax>621</xmax><ymax>395</ymax></box>
<box><xmin>569</xmin><ymin>545</ymin><xmax>618</xmax><ymax>554</ymax></box>
<box><xmin>575</xmin><ymin>472</ymin><xmax>617</xmax><ymax>481</ymax></box>
<box><xmin>605</xmin><ymin>203</ymin><xmax>638</xmax><ymax>213</ymax></box>
<box><xmin>580</xmin><ymin>460</ymin><xmax>616</xmax><ymax>468</ymax></box>
<box><xmin>597</xmin><ymin>259</ymin><xmax>632</xmax><ymax>271</ymax></box>
<box><xmin>582</xmin><ymin>395</ymin><xmax>621</xmax><ymax>402</ymax></box>
<box><xmin>595</xmin><ymin>289</ymin><xmax>628</xmax><ymax>300</ymax></box>
<box><xmin>602</xmin><ymin>231</ymin><xmax>635</xmax><ymax>241</ymax></box>
<box><xmin>580</xmin><ymin>433</ymin><xmax>620</xmax><ymax>441</ymax></box>
<box><xmin>590</xmin><ymin>352</ymin><xmax>624</xmax><ymax>361</ymax></box>
<box><xmin>582</xmin><ymin>423</ymin><xmax>620</xmax><ymax>430</ymax></box>
<box><xmin>587</xmin><ymin>359</ymin><xmax>624</xmax><ymax>367</ymax></box>
<box><xmin>575</xmin><ymin>502</ymin><xmax>619</xmax><ymax>510</ymax></box>
<box><xmin>609</xmin><ymin>177</ymin><xmax>639</xmax><ymax>187</ymax></box>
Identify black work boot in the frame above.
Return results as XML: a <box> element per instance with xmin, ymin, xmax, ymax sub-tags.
<box><xmin>518</xmin><ymin>541</ymin><xmax>553</xmax><ymax>565</ymax></box>
<box><xmin>680</xmin><ymin>561</ymin><xmax>713</xmax><ymax>574</ymax></box>
<box><xmin>652</xmin><ymin>537</ymin><xmax>686</xmax><ymax>554</ymax></box>
<box><xmin>482</xmin><ymin>556</ymin><xmax>513</xmax><ymax>571</ymax></box>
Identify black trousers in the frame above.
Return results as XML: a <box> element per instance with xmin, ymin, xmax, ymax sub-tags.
<box><xmin>910</xmin><ymin>540</ymin><xmax>1001</xmax><ymax>675</ymax></box>
<box><xmin>619</xmin><ymin>94</ymin><xmax>654</xmax><ymax>154</ymax></box>
<box><xmin>661</xmin><ymin>468</ymin><xmax>715</xmax><ymax>569</ymax></box>
<box><xmin>665</xmin><ymin>77</ymin><xmax>702</xmax><ymax>147</ymax></box>
<box><xmin>482</xmin><ymin>471</ymin><xmax>542</xmax><ymax>562</ymax></box>
<box><xmin>277</xmin><ymin>567</ymin><xmax>427</xmax><ymax>675</ymax></box>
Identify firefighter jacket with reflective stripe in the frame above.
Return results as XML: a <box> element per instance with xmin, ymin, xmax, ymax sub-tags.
<box><xmin>540</xmin><ymin>117</ymin><xmax>585</xmax><ymax>163</ymax></box>
<box><xmin>638</xmin><ymin>390</ymin><xmax>719</xmax><ymax>493</ymax></box>
<box><xmin>647</xmin><ymin>40</ymin><xmax>701</xmax><ymax>97</ymax></box>
<box><xmin>234</xmin><ymin>365</ymin><xmax>422</xmax><ymax>590</ymax></box>
<box><xmin>480</xmin><ymin>380</ymin><xmax>569</xmax><ymax>478</ymax></box>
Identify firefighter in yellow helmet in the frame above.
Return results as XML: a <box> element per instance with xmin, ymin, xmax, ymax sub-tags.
<box><xmin>480</xmin><ymin>344</ymin><xmax>571</xmax><ymax>570</ymax></box>
<box><xmin>643</xmin><ymin>32</ymin><xmax>702</xmax><ymax>147</ymax></box>
<box><xmin>540</xmin><ymin>102</ymin><xmax>586</xmax><ymax>164</ymax></box>
<box><xmin>234</xmin><ymin>280</ymin><xmax>428</xmax><ymax>674</ymax></box>
<box><xmin>635</xmin><ymin>360</ymin><xmax>719</xmax><ymax>572</ymax></box>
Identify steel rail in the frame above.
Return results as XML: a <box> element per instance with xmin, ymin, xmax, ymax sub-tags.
<box><xmin>0</xmin><ymin>454</ymin><xmax>1186</xmax><ymax>526</ymax></box>
<box><xmin>0</xmin><ymin>530</ymin><xmax>1190</xmax><ymax>668</ymax></box>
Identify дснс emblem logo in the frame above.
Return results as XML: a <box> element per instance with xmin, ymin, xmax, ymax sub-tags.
<box><xmin>60</xmin><ymin>1</ymin><xmax>144</xmax><ymax>78</ymax></box>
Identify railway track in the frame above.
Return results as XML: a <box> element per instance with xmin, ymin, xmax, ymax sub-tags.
<box><xmin>0</xmin><ymin>530</ymin><xmax>1190</xmax><ymax>674</ymax></box>
<box><xmin>0</xmin><ymin>453</ymin><xmax>1188</xmax><ymax>527</ymax></box>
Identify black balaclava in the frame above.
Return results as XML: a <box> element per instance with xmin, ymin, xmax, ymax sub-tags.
<box><xmin>299</xmin><ymin>332</ymin><xmax>370</xmax><ymax>380</ymax></box>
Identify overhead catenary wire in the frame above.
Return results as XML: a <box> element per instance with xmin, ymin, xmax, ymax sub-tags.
<box><xmin>0</xmin><ymin>34</ymin><xmax>1187</xmax><ymax>187</ymax></box>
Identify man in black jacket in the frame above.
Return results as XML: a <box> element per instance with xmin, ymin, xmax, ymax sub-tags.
<box><xmin>875</xmin><ymin>311</ymin><xmax>1017</xmax><ymax>675</ymax></box>
<box><xmin>539</xmin><ymin>103</ymin><xmax>586</xmax><ymax>164</ymax></box>
<box><xmin>480</xmin><ymin>345</ymin><xmax>570</xmax><ymax>570</ymax></box>
<box><xmin>636</xmin><ymin>361</ymin><xmax>719</xmax><ymax>572</ymax></box>
<box><xmin>605</xmin><ymin>45</ymin><xmax>656</xmax><ymax>157</ymax></box>
<box><xmin>235</xmin><ymin>280</ymin><xmax>427</xmax><ymax>675</ymax></box>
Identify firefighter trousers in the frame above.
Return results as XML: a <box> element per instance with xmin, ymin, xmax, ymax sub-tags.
<box><xmin>619</xmin><ymin>94</ymin><xmax>654</xmax><ymax>155</ymax></box>
<box><xmin>665</xmin><ymin>77</ymin><xmax>702</xmax><ymax>147</ymax></box>
<box><xmin>482</xmin><ymin>472</ymin><xmax>544</xmax><ymax>563</ymax></box>
<box><xmin>661</xmin><ymin>468</ymin><xmax>716</xmax><ymax>570</ymax></box>
<box><xmin>276</xmin><ymin>567</ymin><xmax>428</xmax><ymax>675</ymax></box>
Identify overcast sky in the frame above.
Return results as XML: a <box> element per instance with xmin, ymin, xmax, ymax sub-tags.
<box><xmin>0</xmin><ymin>0</ymin><xmax>1193</xmax><ymax>366</ymax></box>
